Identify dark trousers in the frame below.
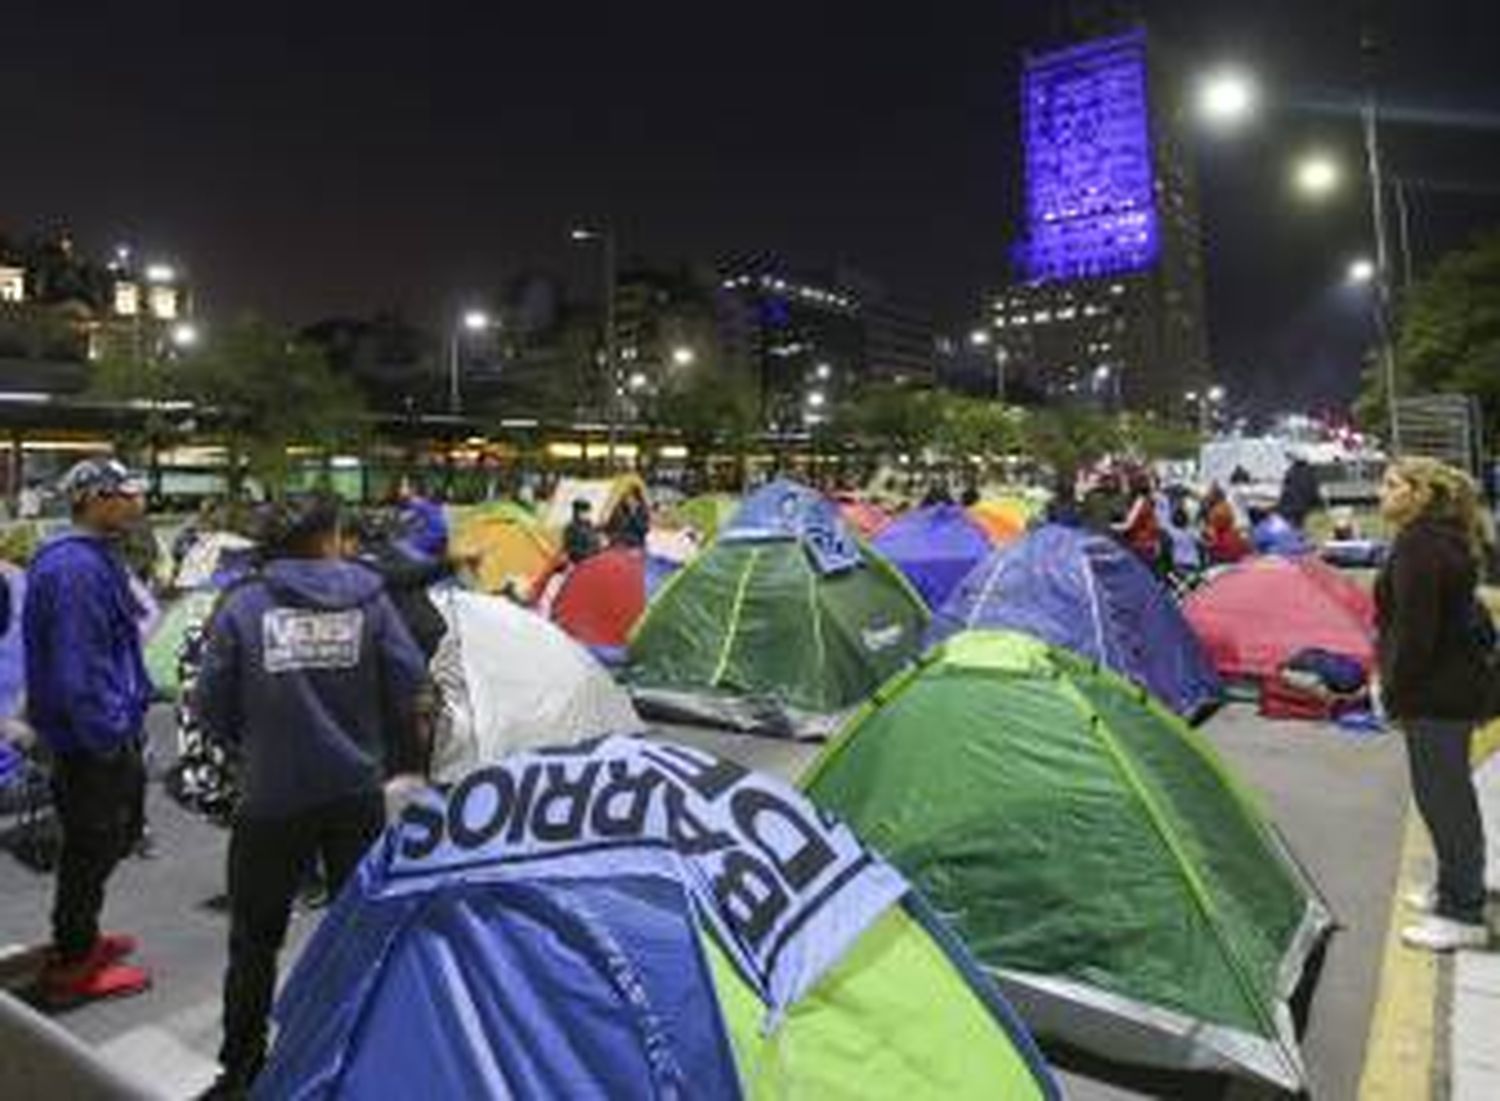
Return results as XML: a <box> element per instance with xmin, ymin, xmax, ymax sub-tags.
<box><xmin>1404</xmin><ymin>718</ymin><xmax>1488</xmax><ymax>924</ymax></box>
<box><xmin>219</xmin><ymin>791</ymin><xmax>385</xmax><ymax>1079</ymax></box>
<box><xmin>50</xmin><ymin>743</ymin><xmax>146</xmax><ymax>961</ymax></box>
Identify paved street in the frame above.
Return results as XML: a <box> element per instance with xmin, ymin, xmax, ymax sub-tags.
<box><xmin>0</xmin><ymin>703</ymin><xmax>1420</xmax><ymax>1099</ymax></box>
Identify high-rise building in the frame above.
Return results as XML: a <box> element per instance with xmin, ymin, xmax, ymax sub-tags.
<box><xmin>715</xmin><ymin>264</ymin><xmax>935</xmax><ymax>431</ymax></box>
<box><xmin>991</xmin><ymin>26</ymin><xmax>1211</xmax><ymax>411</ymax></box>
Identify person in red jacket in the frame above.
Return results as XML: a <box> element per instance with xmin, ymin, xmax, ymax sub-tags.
<box><xmin>1201</xmin><ymin>487</ymin><xmax>1250</xmax><ymax>565</ymax></box>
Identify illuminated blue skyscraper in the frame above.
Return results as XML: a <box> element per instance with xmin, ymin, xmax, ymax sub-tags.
<box><xmin>991</xmin><ymin>26</ymin><xmax>1211</xmax><ymax>411</ymax></box>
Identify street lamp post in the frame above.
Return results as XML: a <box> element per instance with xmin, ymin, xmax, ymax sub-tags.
<box><xmin>571</xmin><ymin>226</ymin><xmax>619</xmax><ymax>467</ymax></box>
<box><xmin>1361</xmin><ymin>84</ymin><xmax>1403</xmax><ymax>454</ymax></box>
<box><xmin>449</xmin><ymin>309</ymin><xmax>490</xmax><ymax>416</ymax></box>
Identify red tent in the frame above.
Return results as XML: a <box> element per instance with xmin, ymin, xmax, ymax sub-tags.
<box><xmin>549</xmin><ymin>546</ymin><xmax>648</xmax><ymax>650</ymax></box>
<box><xmin>836</xmin><ymin>497</ymin><xmax>891</xmax><ymax>538</ymax></box>
<box><xmin>1184</xmin><ymin>556</ymin><xmax>1376</xmax><ymax>681</ymax></box>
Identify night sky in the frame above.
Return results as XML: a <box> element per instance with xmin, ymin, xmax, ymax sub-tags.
<box><xmin>5</xmin><ymin>1</ymin><xmax>1500</xmax><ymax>412</ymax></box>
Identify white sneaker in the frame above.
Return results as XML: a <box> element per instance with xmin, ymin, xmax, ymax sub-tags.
<box><xmin>1403</xmin><ymin>885</ymin><xmax>1437</xmax><ymax>914</ymax></box>
<box><xmin>1401</xmin><ymin>915</ymin><xmax>1491</xmax><ymax>953</ymax></box>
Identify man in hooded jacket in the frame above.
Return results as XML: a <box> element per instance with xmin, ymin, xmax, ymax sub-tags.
<box><xmin>194</xmin><ymin>494</ymin><xmax>427</xmax><ymax>1097</ymax></box>
<box><xmin>24</xmin><ymin>458</ymin><xmax>154</xmax><ymax>1007</ymax></box>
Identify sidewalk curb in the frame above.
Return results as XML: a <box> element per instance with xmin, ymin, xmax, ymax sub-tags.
<box><xmin>1358</xmin><ymin>804</ymin><xmax>1439</xmax><ymax>1101</ymax></box>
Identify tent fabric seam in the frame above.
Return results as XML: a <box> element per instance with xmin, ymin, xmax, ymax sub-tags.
<box><xmin>1049</xmin><ymin>672</ymin><xmax>1299</xmax><ymax>1084</ymax></box>
<box><xmin>711</xmin><ymin>547</ymin><xmax>762</xmax><ymax>688</ymax></box>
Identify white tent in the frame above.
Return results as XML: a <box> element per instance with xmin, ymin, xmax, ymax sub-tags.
<box><xmin>175</xmin><ymin>531</ymin><xmax>254</xmax><ymax>591</ymax></box>
<box><xmin>428</xmin><ymin>590</ymin><xmax>643</xmax><ymax>781</ymax></box>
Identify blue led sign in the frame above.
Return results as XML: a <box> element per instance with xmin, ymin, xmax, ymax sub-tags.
<box><xmin>1016</xmin><ymin>28</ymin><xmax>1160</xmax><ymax>283</ymax></box>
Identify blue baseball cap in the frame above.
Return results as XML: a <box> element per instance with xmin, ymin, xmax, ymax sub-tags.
<box><xmin>59</xmin><ymin>458</ymin><xmax>146</xmax><ymax>504</ymax></box>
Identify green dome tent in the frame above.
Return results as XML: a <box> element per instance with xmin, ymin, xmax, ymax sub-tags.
<box><xmin>144</xmin><ymin>589</ymin><xmax>218</xmax><ymax>699</ymax></box>
<box><xmin>803</xmin><ymin>630</ymin><xmax>1333</xmax><ymax>1093</ymax></box>
<box><xmin>626</xmin><ymin>539</ymin><xmax>928</xmax><ymax>738</ymax></box>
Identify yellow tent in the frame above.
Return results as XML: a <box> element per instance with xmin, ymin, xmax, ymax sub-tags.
<box><xmin>451</xmin><ymin>505</ymin><xmax>559</xmax><ymax>596</ymax></box>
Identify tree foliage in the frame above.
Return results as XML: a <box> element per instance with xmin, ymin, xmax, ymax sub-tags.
<box><xmin>90</xmin><ymin>317</ymin><xmax>367</xmax><ymax>498</ymax></box>
<box><xmin>1367</xmin><ymin>229</ymin><xmax>1500</xmax><ymax>435</ymax></box>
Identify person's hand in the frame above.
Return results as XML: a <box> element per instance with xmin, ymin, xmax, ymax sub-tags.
<box><xmin>384</xmin><ymin>773</ymin><xmax>430</xmax><ymax>818</ymax></box>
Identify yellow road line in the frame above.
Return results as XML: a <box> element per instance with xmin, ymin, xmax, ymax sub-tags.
<box><xmin>1358</xmin><ymin>805</ymin><xmax>1439</xmax><ymax>1101</ymax></box>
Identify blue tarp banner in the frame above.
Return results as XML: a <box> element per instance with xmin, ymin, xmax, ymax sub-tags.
<box><xmin>721</xmin><ymin>480</ymin><xmax>863</xmax><ymax>576</ymax></box>
<box><xmin>388</xmin><ymin>736</ymin><xmax>907</xmax><ymax>1017</ymax></box>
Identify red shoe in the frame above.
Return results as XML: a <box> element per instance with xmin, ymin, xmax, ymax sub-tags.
<box><xmin>96</xmin><ymin>932</ymin><xmax>139</xmax><ymax>964</ymax></box>
<box><xmin>38</xmin><ymin>956</ymin><xmax>152</xmax><ymax>1010</ymax></box>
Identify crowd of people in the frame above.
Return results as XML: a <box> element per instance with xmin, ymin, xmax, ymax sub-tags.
<box><xmin>2</xmin><ymin>449</ymin><xmax>1493</xmax><ymax>1098</ymax></box>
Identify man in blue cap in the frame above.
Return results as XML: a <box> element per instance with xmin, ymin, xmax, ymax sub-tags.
<box><xmin>24</xmin><ymin>458</ymin><xmax>154</xmax><ymax>1007</ymax></box>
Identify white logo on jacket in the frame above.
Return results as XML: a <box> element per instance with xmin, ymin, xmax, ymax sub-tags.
<box><xmin>262</xmin><ymin>608</ymin><xmax>364</xmax><ymax>673</ymax></box>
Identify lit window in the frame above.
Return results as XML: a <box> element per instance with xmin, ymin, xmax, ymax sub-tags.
<box><xmin>1033</xmin><ymin>311</ymin><xmax>1050</xmax><ymax>323</ymax></box>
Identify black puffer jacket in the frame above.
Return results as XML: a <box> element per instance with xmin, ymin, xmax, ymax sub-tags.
<box><xmin>1375</xmin><ymin>517</ymin><xmax>1492</xmax><ymax>720</ymax></box>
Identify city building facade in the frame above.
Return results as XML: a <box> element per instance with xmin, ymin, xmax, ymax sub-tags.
<box><xmin>989</xmin><ymin>26</ymin><xmax>1212</xmax><ymax>412</ymax></box>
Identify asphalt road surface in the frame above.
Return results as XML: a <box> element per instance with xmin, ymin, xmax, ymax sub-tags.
<box><xmin>0</xmin><ymin>703</ymin><xmax>1408</xmax><ymax>1099</ymax></box>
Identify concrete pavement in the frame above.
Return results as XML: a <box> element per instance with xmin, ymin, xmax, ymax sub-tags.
<box><xmin>1361</xmin><ymin>733</ymin><xmax>1500</xmax><ymax>1101</ymax></box>
<box><xmin>0</xmin><ymin>703</ymin><xmax>1486</xmax><ymax>1099</ymax></box>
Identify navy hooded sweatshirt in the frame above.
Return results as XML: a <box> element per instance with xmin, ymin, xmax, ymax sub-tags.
<box><xmin>193</xmin><ymin>558</ymin><xmax>427</xmax><ymax>819</ymax></box>
<box><xmin>23</xmin><ymin>530</ymin><xmax>153</xmax><ymax>756</ymax></box>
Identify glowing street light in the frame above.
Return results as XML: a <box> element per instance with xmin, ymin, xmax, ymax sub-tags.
<box><xmin>968</xmin><ymin>328</ymin><xmax>992</xmax><ymax>347</ymax></box>
<box><xmin>1347</xmin><ymin>257</ymin><xmax>1376</xmax><ymax>284</ymax></box>
<box><xmin>814</xmin><ymin>362</ymin><xmax>832</xmax><ymax>381</ymax></box>
<box><xmin>806</xmin><ymin>390</ymin><xmax>827</xmax><ymax>409</ymax></box>
<box><xmin>670</xmin><ymin>345</ymin><xmax>696</xmax><ymax>368</ymax></box>
<box><xmin>1293</xmin><ymin>154</ymin><xmax>1341</xmax><ymax>198</ymax></box>
<box><xmin>170</xmin><ymin>322</ymin><xmax>199</xmax><ymax>348</ymax></box>
<box><xmin>1196</xmin><ymin>67</ymin><xmax>1258</xmax><ymax>129</ymax></box>
<box><xmin>449</xmin><ymin>308</ymin><xmax>493</xmax><ymax>414</ymax></box>
<box><xmin>144</xmin><ymin>263</ymin><xmax>176</xmax><ymax>284</ymax></box>
<box><xmin>1207</xmin><ymin>384</ymin><xmax>1226</xmax><ymax>404</ymax></box>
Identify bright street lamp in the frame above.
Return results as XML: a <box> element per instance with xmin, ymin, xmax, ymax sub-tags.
<box><xmin>670</xmin><ymin>345</ymin><xmax>696</xmax><ymax>368</ymax></box>
<box><xmin>144</xmin><ymin>263</ymin><xmax>176</xmax><ymax>284</ymax></box>
<box><xmin>969</xmin><ymin>328</ymin><xmax>992</xmax><ymax>347</ymax></box>
<box><xmin>1207</xmin><ymin>384</ymin><xmax>1226</xmax><ymax>404</ymax></box>
<box><xmin>1347</xmin><ymin>257</ymin><xmax>1376</xmax><ymax>284</ymax></box>
<box><xmin>814</xmin><ymin>362</ymin><xmax>832</xmax><ymax>381</ymax></box>
<box><xmin>1293</xmin><ymin>154</ymin><xmax>1341</xmax><ymax>198</ymax></box>
<box><xmin>170</xmin><ymin>322</ymin><xmax>199</xmax><ymax>348</ymax></box>
<box><xmin>1196</xmin><ymin>68</ymin><xmax>1258</xmax><ymax>129</ymax></box>
<box><xmin>448</xmin><ymin>308</ymin><xmax>492</xmax><ymax>415</ymax></box>
<box><xmin>806</xmin><ymin>390</ymin><xmax>826</xmax><ymax>409</ymax></box>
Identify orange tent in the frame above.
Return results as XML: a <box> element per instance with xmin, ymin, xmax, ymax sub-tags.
<box><xmin>967</xmin><ymin>499</ymin><xmax>1029</xmax><ymax>545</ymax></box>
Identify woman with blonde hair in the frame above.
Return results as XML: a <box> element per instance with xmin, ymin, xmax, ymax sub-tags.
<box><xmin>1376</xmin><ymin>456</ymin><xmax>1494</xmax><ymax>951</ymax></box>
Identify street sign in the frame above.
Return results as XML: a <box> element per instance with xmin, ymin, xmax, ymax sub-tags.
<box><xmin>1394</xmin><ymin>393</ymin><xmax>1484</xmax><ymax>476</ymax></box>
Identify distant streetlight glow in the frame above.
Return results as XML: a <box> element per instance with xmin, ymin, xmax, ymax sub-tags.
<box><xmin>1293</xmin><ymin>154</ymin><xmax>1341</xmax><ymax>198</ymax></box>
<box><xmin>814</xmin><ymin>362</ymin><xmax>832</xmax><ymax>381</ymax></box>
<box><xmin>1185</xmin><ymin>389</ymin><xmax>1200</xmax><ymax>403</ymax></box>
<box><xmin>144</xmin><ymin>263</ymin><xmax>176</xmax><ymax>284</ymax></box>
<box><xmin>806</xmin><ymin>390</ymin><xmax>826</xmax><ymax>409</ymax></box>
<box><xmin>170</xmin><ymin>323</ymin><xmax>199</xmax><ymax>348</ymax></box>
<box><xmin>1196</xmin><ymin>67</ymin><xmax>1258</xmax><ymax>129</ymax></box>
<box><xmin>1207</xmin><ymin>384</ymin><xmax>1226</xmax><ymax>403</ymax></box>
<box><xmin>462</xmin><ymin>310</ymin><xmax>490</xmax><ymax>332</ymax></box>
<box><xmin>670</xmin><ymin>345</ymin><xmax>696</xmax><ymax>367</ymax></box>
<box><xmin>628</xmin><ymin>371</ymin><xmax>648</xmax><ymax>391</ymax></box>
<box><xmin>968</xmin><ymin>328</ymin><xmax>992</xmax><ymax>347</ymax></box>
<box><xmin>1347</xmin><ymin>257</ymin><xmax>1376</xmax><ymax>285</ymax></box>
<box><xmin>569</xmin><ymin>227</ymin><xmax>598</xmax><ymax>242</ymax></box>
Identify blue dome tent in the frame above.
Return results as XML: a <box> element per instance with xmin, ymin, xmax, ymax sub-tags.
<box><xmin>930</xmin><ymin>525</ymin><xmax>1222</xmax><ymax>720</ymax></box>
<box><xmin>872</xmin><ymin>504</ymin><xmax>994</xmax><ymax>611</ymax></box>
<box><xmin>257</xmin><ymin>737</ymin><xmax>1058</xmax><ymax>1100</ymax></box>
